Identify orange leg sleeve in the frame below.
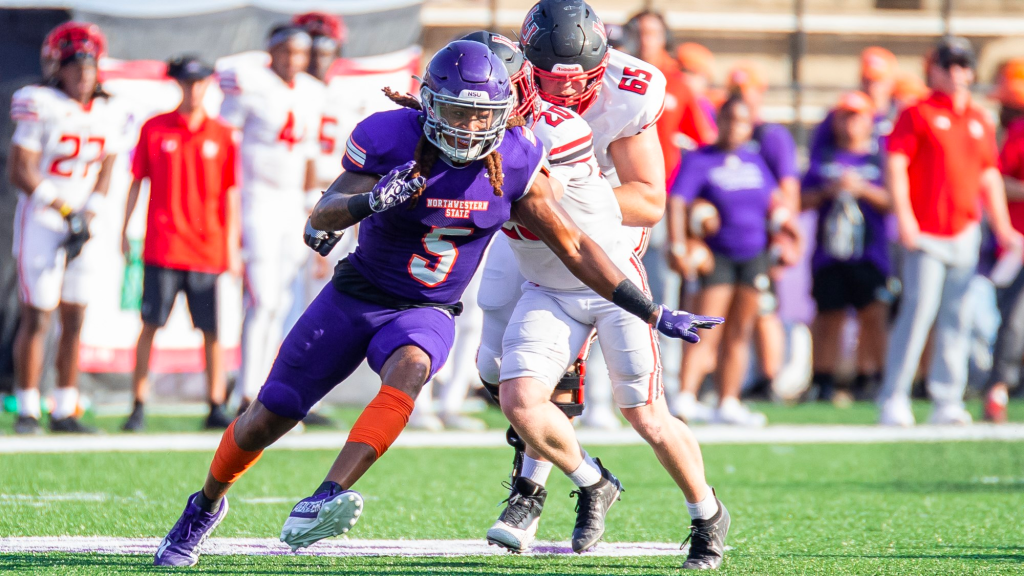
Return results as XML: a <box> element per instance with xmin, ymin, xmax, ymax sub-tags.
<box><xmin>346</xmin><ymin>385</ymin><xmax>415</xmax><ymax>459</ymax></box>
<box><xmin>210</xmin><ymin>420</ymin><xmax>264</xmax><ymax>484</ymax></box>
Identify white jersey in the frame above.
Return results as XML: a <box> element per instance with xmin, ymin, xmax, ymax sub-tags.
<box><xmin>314</xmin><ymin>77</ymin><xmax>346</xmax><ymax>186</ymax></box>
<box><xmin>218</xmin><ymin>65</ymin><xmax>325</xmax><ymax>202</ymax></box>
<box><xmin>582</xmin><ymin>49</ymin><xmax>666</xmax><ymax>188</ymax></box>
<box><xmin>580</xmin><ymin>48</ymin><xmax>666</xmax><ymax>253</ymax></box>
<box><xmin>10</xmin><ymin>85</ymin><xmax>126</xmax><ymax>216</ymax></box>
<box><xmin>503</xmin><ymin>101</ymin><xmax>632</xmax><ymax>291</ymax></box>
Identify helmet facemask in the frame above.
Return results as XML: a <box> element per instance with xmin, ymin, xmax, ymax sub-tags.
<box><xmin>533</xmin><ymin>54</ymin><xmax>608</xmax><ymax>116</ymax></box>
<box><xmin>421</xmin><ymin>85</ymin><xmax>515</xmax><ymax>163</ymax></box>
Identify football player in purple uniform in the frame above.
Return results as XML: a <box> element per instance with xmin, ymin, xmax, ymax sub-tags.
<box><xmin>153</xmin><ymin>40</ymin><xmax>722</xmax><ymax>567</ymax></box>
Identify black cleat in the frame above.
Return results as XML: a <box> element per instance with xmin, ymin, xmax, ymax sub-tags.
<box><xmin>570</xmin><ymin>458</ymin><xmax>622</xmax><ymax>553</ymax></box>
<box><xmin>486</xmin><ymin>476</ymin><xmax>548</xmax><ymax>553</ymax></box>
<box><xmin>302</xmin><ymin>411</ymin><xmax>338</xmax><ymax>428</ymax></box>
<box><xmin>681</xmin><ymin>491</ymin><xmax>730</xmax><ymax>570</ymax></box>
<box><xmin>204</xmin><ymin>405</ymin><xmax>233</xmax><ymax>430</ymax></box>
<box><xmin>122</xmin><ymin>404</ymin><xmax>146</xmax><ymax>432</ymax></box>
<box><xmin>49</xmin><ymin>416</ymin><xmax>99</xmax><ymax>434</ymax></box>
<box><xmin>14</xmin><ymin>415</ymin><xmax>42</xmax><ymax>435</ymax></box>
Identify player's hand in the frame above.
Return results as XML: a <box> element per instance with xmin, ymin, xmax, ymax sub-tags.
<box><xmin>655</xmin><ymin>305</ymin><xmax>724</xmax><ymax>344</ymax></box>
<box><xmin>369</xmin><ymin>160</ymin><xmax>425</xmax><ymax>213</ymax></box>
<box><xmin>121</xmin><ymin>231</ymin><xmax>131</xmax><ymax>260</ymax></box>
<box><xmin>304</xmin><ymin>218</ymin><xmax>344</xmax><ymax>257</ymax></box>
<box><xmin>64</xmin><ymin>212</ymin><xmax>91</xmax><ymax>262</ymax></box>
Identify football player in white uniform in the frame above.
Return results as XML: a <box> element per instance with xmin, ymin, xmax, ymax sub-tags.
<box><xmin>8</xmin><ymin>22</ymin><xmax>124</xmax><ymax>434</ymax></box>
<box><xmin>219</xmin><ymin>25</ymin><xmax>327</xmax><ymax>414</ymax></box>
<box><xmin>469</xmin><ymin>15</ymin><xmax>731</xmax><ymax>569</ymax></box>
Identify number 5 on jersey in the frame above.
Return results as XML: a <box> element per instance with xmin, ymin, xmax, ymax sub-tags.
<box><xmin>409</xmin><ymin>227</ymin><xmax>473</xmax><ymax>287</ymax></box>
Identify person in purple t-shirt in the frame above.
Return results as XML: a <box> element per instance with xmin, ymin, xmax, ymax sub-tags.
<box><xmin>152</xmin><ymin>40</ymin><xmax>722</xmax><ymax>568</ymax></box>
<box><xmin>802</xmin><ymin>91</ymin><xmax>893</xmax><ymax>402</ymax></box>
<box><xmin>725</xmin><ymin>62</ymin><xmax>802</xmax><ymax>401</ymax></box>
<box><xmin>669</xmin><ymin>94</ymin><xmax>779</xmax><ymax>426</ymax></box>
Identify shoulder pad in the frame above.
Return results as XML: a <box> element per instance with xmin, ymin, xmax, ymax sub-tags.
<box><xmin>11</xmin><ymin>85</ymin><xmax>47</xmax><ymax>122</ymax></box>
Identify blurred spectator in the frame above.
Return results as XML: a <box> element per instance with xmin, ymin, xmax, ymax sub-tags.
<box><xmin>676</xmin><ymin>42</ymin><xmax>718</xmax><ymax>128</ymax></box>
<box><xmin>624</xmin><ymin>10</ymin><xmax>716</xmax><ymax>181</ymax></box>
<box><xmin>878</xmin><ymin>37</ymin><xmax>1023</xmax><ymax>426</ymax></box>
<box><xmin>984</xmin><ymin>101</ymin><xmax>1024</xmax><ymax>422</ymax></box>
<box><xmin>8</xmin><ymin>22</ymin><xmax>120</xmax><ymax>435</ymax></box>
<box><xmin>809</xmin><ymin>47</ymin><xmax>898</xmax><ymax>164</ymax></box>
<box><xmin>991</xmin><ymin>58</ymin><xmax>1024</xmax><ymax>130</ymax></box>
<box><xmin>120</xmin><ymin>56</ymin><xmax>238</xmax><ymax>432</ymax></box>
<box><xmin>668</xmin><ymin>94</ymin><xmax>775</xmax><ymax>426</ymax></box>
<box><xmin>218</xmin><ymin>26</ymin><xmax>326</xmax><ymax>420</ymax></box>
<box><xmin>892</xmin><ymin>71</ymin><xmax>930</xmax><ymax>112</ymax></box>
<box><xmin>726</xmin><ymin>61</ymin><xmax>801</xmax><ymax>396</ymax></box>
<box><xmin>802</xmin><ymin>92</ymin><xmax>892</xmax><ymax>402</ymax></box>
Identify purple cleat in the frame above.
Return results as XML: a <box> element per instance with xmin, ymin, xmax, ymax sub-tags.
<box><xmin>154</xmin><ymin>492</ymin><xmax>229</xmax><ymax>567</ymax></box>
<box><xmin>280</xmin><ymin>483</ymin><xmax>363</xmax><ymax>551</ymax></box>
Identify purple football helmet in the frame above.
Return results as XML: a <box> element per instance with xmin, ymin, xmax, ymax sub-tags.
<box><xmin>420</xmin><ymin>40</ymin><xmax>515</xmax><ymax>163</ymax></box>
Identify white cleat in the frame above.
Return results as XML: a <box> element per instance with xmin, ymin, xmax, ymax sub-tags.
<box><xmin>280</xmin><ymin>490</ymin><xmax>364</xmax><ymax>552</ymax></box>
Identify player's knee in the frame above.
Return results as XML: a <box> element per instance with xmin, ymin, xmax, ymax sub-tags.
<box><xmin>19</xmin><ymin>307</ymin><xmax>52</xmax><ymax>336</ymax></box>
<box><xmin>622</xmin><ymin>405</ymin><xmax>669</xmax><ymax>445</ymax></box>
<box><xmin>476</xmin><ymin>343</ymin><xmax>501</xmax><ymax>386</ymax></box>
<box><xmin>381</xmin><ymin>347</ymin><xmax>432</xmax><ymax>399</ymax></box>
<box><xmin>499</xmin><ymin>378</ymin><xmax>549</xmax><ymax>423</ymax></box>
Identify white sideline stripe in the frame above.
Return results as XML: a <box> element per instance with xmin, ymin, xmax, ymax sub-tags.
<box><xmin>3</xmin><ymin>425</ymin><xmax>1024</xmax><ymax>454</ymax></box>
<box><xmin>0</xmin><ymin>537</ymin><xmax>686</xmax><ymax>557</ymax></box>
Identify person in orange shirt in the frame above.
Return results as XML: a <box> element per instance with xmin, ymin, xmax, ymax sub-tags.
<box><xmin>879</xmin><ymin>37</ymin><xmax>1023</xmax><ymax>426</ymax></box>
<box><xmin>625</xmin><ymin>10</ymin><xmax>716</xmax><ymax>183</ymax></box>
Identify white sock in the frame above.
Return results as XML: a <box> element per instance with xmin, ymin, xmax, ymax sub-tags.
<box><xmin>566</xmin><ymin>451</ymin><xmax>603</xmax><ymax>488</ymax></box>
<box><xmin>686</xmin><ymin>488</ymin><xmax>719</xmax><ymax>521</ymax></box>
<box><xmin>51</xmin><ymin>388</ymin><xmax>79</xmax><ymax>420</ymax></box>
<box><xmin>16</xmin><ymin>389</ymin><xmax>41</xmax><ymax>419</ymax></box>
<box><xmin>521</xmin><ymin>455</ymin><xmax>553</xmax><ymax>486</ymax></box>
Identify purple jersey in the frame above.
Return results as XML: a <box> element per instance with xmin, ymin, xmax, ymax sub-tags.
<box><xmin>751</xmin><ymin>123</ymin><xmax>798</xmax><ymax>183</ymax></box>
<box><xmin>802</xmin><ymin>149</ymin><xmax>890</xmax><ymax>275</ymax></box>
<box><xmin>671</xmin><ymin>144</ymin><xmax>777</xmax><ymax>260</ymax></box>
<box><xmin>340</xmin><ymin>108</ymin><xmax>545</xmax><ymax>305</ymax></box>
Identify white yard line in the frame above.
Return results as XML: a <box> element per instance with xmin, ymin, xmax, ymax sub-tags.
<box><xmin>0</xmin><ymin>536</ymin><xmax>686</xmax><ymax>557</ymax></box>
<box><xmin>2</xmin><ymin>424</ymin><xmax>1024</xmax><ymax>454</ymax></box>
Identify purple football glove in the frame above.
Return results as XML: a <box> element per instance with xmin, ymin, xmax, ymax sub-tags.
<box><xmin>656</xmin><ymin>305</ymin><xmax>724</xmax><ymax>343</ymax></box>
<box><xmin>369</xmin><ymin>160</ymin><xmax>426</xmax><ymax>213</ymax></box>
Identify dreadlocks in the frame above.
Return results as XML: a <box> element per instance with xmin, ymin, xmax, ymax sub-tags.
<box><xmin>383</xmin><ymin>87</ymin><xmax>526</xmax><ymax>204</ymax></box>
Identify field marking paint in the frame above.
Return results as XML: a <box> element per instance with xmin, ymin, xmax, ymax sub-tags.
<box><xmin>3</xmin><ymin>424</ymin><xmax>1024</xmax><ymax>454</ymax></box>
<box><xmin>0</xmin><ymin>536</ymin><xmax>688</xmax><ymax>557</ymax></box>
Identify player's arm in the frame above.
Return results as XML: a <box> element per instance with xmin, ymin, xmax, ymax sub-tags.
<box><xmin>7</xmin><ymin>145</ymin><xmax>70</xmax><ymax>216</ymax></box>
<box><xmin>309</xmin><ymin>170</ymin><xmax>382</xmax><ymax>231</ymax></box>
<box><xmin>607</xmin><ymin>128</ymin><xmax>667</xmax><ymax>227</ymax></box>
<box><xmin>886</xmin><ymin>152</ymin><xmax>918</xmax><ymax>249</ymax></box>
<box><xmin>982</xmin><ymin>166</ymin><xmax>1024</xmax><ymax>250</ymax></box>
<box><xmin>1006</xmin><ymin>175</ymin><xmax>1024</xmax><ymax>201</ymax></box>
<box><xmin>122</xmin><ymin>178</ymin><xmax>144</xmax><ymax>257</ymax></box>
<box><xmin>513</xmin><ymin>172</ymin><xmax>722</xmax><ymax>342</ymax></box>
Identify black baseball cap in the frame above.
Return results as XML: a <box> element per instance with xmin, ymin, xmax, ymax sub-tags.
<box><xmin>934</xmin><ymin>36</ymin><xmax>976</xmax><ymax>70</ymax></box>
<box><xmin>166</xmin><ymin>55</ymin><xmax>214</xmax><ymax>81</ymax></box>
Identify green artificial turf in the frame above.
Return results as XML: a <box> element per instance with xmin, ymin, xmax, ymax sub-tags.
<box><xmin>2</xmin><ymin>441</ymin><xmax>1024</xmax><ymax>574</ymax></box>
<box><xmin>2</xmin><ymin>398</ymin><xmax>1024</xmax><ymax>434</ymax></box>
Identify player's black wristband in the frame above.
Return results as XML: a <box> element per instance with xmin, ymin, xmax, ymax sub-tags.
<box><xmin>611</xmin><ymin>280</ymin><xmax>659</xmax><ymax>322</ymax></box>
<box><xmin>347</xmin><ymin>193</ymin><xmax>374</xmax><ymax>221</ymax></box>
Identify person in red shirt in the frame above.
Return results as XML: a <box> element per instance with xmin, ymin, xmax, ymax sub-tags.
<box><xmin>878</xmin><ymin>37</ymin><xmax>1023</xmax><ymax>426</ymax></box>
<box><xmin>120</xmin><ymin>56</ymin><xmax>239</xmax><ymax>432</ymax></box>
<box><xmin>983</xmin><ymin>111</ymin><xmax>1024</xmax><ymax>422</ymax></box>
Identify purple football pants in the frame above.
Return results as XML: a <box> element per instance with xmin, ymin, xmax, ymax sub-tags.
<box><xmin>257</xmin><ymin>285</ymin><xmax>456</xmax><ymax>420</ymax></box>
